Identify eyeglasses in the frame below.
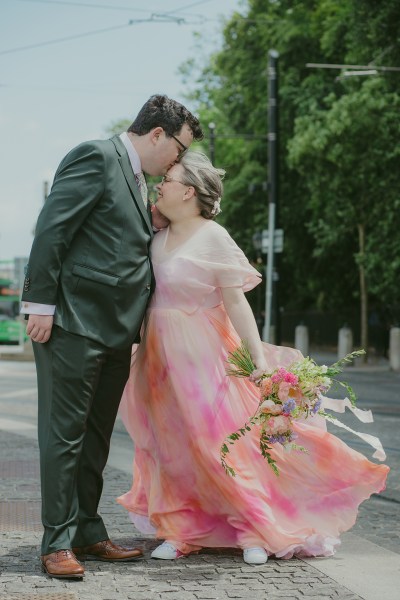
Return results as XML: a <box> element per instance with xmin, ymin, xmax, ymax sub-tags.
<box><xmin>171</xmin><ymin>134</ymin><xmax>188</xmax><ymax>157</ymax></box>
<box><xmin>161</xmin><ymin>175</ymin><xmax>187</xmax><ymax>185</ymax></box>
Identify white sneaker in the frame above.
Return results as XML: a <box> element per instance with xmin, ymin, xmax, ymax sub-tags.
<box><xmin>243</xmin><ymin>547</ymin><xmax>268</xmax><ymax>565</ymax></box>
<box><xmin>151</xmin><ymin>542</ymin><xmax>182</xmax><ymax>560</ymax></box>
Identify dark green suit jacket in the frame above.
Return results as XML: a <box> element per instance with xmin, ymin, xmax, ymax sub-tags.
<box><xmin>22</xmin><ymin>135</ymin><xmax>154</xmax><ymax>349</ymax></box>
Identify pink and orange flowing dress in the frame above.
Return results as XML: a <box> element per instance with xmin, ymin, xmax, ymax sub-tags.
<box><xmin>117</xmin><ymin>220</ymin><xmax>388</xmax><ymax>558</ymax></box>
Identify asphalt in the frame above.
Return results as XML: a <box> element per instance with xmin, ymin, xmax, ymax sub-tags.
<box><xmin>0</xmin><ymin>352</ymin><xmax>399</xmax><ymax>600</ymax></box>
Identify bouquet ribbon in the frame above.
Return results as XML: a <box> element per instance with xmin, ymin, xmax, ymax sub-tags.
<box><xmin>222</xmin><ymin>344</ymin><xmax>388</xmax><ymax>476</ymax></box>
<box><xmin>320</xmin><ymin>395</ymin><xmax>386</xmax><ymax>461</ymax></box>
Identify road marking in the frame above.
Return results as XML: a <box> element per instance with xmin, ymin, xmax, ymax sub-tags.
<box><xmin>0</xmin><ymin>388</ymin><xmax>37</xmax><ymax>399</ymax></box>
<box><xmin>0</xmin><ymin>418</ymin><xmax>36</xmax><ymax>432</ymax></box>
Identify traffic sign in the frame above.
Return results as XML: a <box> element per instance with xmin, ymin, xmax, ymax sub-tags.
<box><xmin>261</xmin><ymin>229</ymin><xmax>284</xmax><ymax>253</ymax></box>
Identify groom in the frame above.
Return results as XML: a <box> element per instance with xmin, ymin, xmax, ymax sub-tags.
<box><xmin>21</xmin><ymin>94</ymin><xmax>203</xmax><ymax>579</ymax></box>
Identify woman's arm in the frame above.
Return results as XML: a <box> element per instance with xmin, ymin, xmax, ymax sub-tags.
<box><xmin>221</xmin><ymin>286</ymin><xmax>267</xmax><ymax>373</ymax></box>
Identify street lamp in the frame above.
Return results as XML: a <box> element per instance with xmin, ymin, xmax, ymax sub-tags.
<box><xmin>336</xmin><ymin>69</ymin><xmax>378</xmax><ymax>82</ymax></box>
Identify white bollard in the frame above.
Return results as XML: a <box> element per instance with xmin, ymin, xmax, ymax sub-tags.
<box><xmin>295</xmin><ymin>324</ymin><xmax>309</xmax><ymax>357</ymax></box>
<box><xmin>389</xmin><ymin>327</ymin><xmax>400</xmax><ymax>371</ymax></box>
<box><xmin>338</xmin><ymin>326</ymin><xmax>353</xmax><ymax>361</ymax></box>
<box><xmin>268</xmin><ymin>325</ymin><xmax>276</xmax><ymax>345</ymax></box>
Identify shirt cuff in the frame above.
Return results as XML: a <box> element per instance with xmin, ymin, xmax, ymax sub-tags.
<box><xmin>20</xmin><ymin>302</ymin><xmax>56</xmax><ymax>316</ymax></box>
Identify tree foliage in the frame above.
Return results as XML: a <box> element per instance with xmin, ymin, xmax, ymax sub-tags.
<box><xmin>181</xmin><ymin>0</ymin><xmax>400</xmax><ymax>344</ymax></box>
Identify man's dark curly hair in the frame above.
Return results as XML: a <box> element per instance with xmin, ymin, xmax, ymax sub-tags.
<box><xmin>128</xmin><ymin>94</ymin><xmax>203</xmax><ymax>141</ymax></box>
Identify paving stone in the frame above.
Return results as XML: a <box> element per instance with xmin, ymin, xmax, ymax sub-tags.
<box><xmin>299</xmin><ymin>590</ymin><xmax>350</xmax><ymax>597</ymax></box>
<box><xmin>263</xmin><ymin>597</ymin><xmax>301</xmax><ymax>600</ymax></box>
<box><xmin>1</xmin><ymin>363</ymin><xmax>399</xmax><ymax>600</ymax></box>
<box><xmin>263</xmin><ymin>592</ymin><xmax>304</xmax><ymax>598</ymax></box>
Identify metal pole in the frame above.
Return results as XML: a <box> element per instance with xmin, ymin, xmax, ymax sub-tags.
<box><xmin>43</xmin><ymin>180</ymin><xmax>49</xmax><ymax>203</ymax></box>
<box><xmin>208</xmin><ymin>122</ymin><xmax>216</xmax><ymax>165</ymax></box>
<box><xmin>263</xmin><ymin>50</ymin><xmax>279</xmax><ymax>343</ymax></box>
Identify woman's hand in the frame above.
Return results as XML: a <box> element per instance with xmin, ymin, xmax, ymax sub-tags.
<box><xmin>249</xmin><ymin>360</ymin><xmax>268</xmax><ymax>384</ymax></box>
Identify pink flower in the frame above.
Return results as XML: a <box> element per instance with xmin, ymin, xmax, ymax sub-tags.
<box><xmin>277</xmin><ymin>381</ymin><xmax>292</xmax><ymax>402</ymax></box>
<box><xmin>260</xmin><ymin>378</ymin><xmax>273</xmax><ymax>397</ymax></box>
<box><xmin>271</xmin><ymin>367</ymin><xmax>298</xmax><ymax>385</ymax></box>
<box><xmin>264</xmin><ymin>415</ymin><xmax>291</xmax><ymax>435</ymax></box>
<box><xmin>284</xmin><ymin>372</ymin><xmax>298</xmax><ymax>385</ymax></box>
<box><xmin>271</xmin><ymin>367</ymin><xmax>287</xmax><ymax>383</ymax></box>
<box><xmin>259</xmin><ymin>399</ymin><xmax>282</xmax><ymax>415</ymax></box>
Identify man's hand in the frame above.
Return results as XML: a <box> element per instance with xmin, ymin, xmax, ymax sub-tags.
<box><xmin>26</xmin><ymin>315</ymin><xmax>54</xmax><ymax>344</ymax></box>
<box><xmin>151</xmin><ymin>204</ymin><xmax>170</xmax><ymax>230</ymax></box>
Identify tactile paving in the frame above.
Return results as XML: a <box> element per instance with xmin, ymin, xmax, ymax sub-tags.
<box><xmin>0</xmin><ymin>460</ymin><xmax>39</xmax><ymax>479</ymax></box>
<box><xmin>0</xmin><ymin>595</ymin><xmax>77</xmax><ymax>600</ymax></box>
<box><xmin>0</xmin><ymin>500</ymin><xmax>42</xmax><ymax>531</ymax></box>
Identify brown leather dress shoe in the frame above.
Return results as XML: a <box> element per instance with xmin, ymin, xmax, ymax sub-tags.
<box><xmin>41</xmin><ymin>549</ymin><xmax>84</xmax><ymax>579</ymax></box>
<box><xmin>73</xmin><ymin>539</ymin><xmax>143</xmax><ymax>562</ymax></box>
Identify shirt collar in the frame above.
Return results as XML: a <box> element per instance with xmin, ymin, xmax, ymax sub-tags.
<box><xmin>119</xmin><ymin>131</ymin><xmax>142</xmax><ymax>175</ymax></box>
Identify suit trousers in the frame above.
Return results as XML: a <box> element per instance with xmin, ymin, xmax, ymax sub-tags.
<box><xmin>33</xmin><ymin>325</ymin><xmax>132</xmax><ymax>555</ymax></box>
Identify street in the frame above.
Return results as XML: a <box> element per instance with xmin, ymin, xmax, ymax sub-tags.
<box><xmin>0</xmin><ymin>357</ymin><xmax>399</xmax><ymax>600</ymax></box>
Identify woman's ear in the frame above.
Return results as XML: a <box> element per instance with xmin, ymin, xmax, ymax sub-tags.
<box><xmin>184</xmin><ymin>185</ymin><xmax>196</xmax><ymax>201</ymax></box>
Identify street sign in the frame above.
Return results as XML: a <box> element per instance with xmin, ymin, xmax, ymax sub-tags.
<box><xmin>261</xmin><ymin>229</ymin><xmax>284</xmax><ymax>253</ymax></box>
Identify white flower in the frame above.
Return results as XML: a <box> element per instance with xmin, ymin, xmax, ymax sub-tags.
<box><xmin>260</xmin><ymin>399</ymin><xmax>282</xmax><ymax>415</ymax></box>
<box><xmin>211</xmin><ymin>197</ymin><xmax>222</xmax><ymax>215</ymax></box>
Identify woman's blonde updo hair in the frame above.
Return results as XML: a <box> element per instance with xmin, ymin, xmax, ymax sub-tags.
<box><xmin>179</xmin><ymin>151</ymin><xmax>225</xmax><ymax>220</ymax></box>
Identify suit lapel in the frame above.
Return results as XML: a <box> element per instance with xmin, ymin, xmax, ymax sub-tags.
<box><xmin>111</xmin><ymin>135</ymin><xmax>153</xmax><ymax>236</ymax></box>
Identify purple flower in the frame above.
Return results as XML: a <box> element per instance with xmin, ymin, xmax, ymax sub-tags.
<box><xmin>282</xmin><ymin>398</ymin><xmax>296</xmax><ymax>415</ymax></box>
<box><xmin>311</xmin><ymin>398</ymin><xmax>322</xmax><ymax>414</ymax></box>
<box><xmin>268</xmin><ymin>434</ymin><xmax>286</xmax><ymax>444</ymax></box>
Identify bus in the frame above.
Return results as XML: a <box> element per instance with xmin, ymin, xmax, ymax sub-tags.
<box><xmin>0</xmin><ymin>259</ymin><xmax>28</xmax><ymax>347</ymax></box>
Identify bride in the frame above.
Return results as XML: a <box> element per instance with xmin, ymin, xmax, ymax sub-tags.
<box><xmin>117</xmin><ymin>151</ymin><xmax>389</xmax><ymax>565</ymax></box>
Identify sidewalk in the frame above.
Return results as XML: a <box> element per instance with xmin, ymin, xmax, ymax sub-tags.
<box><xmin>1</xmin><ymin>359</ymin><xmax>399</xmax><ymax>600</ymax></box>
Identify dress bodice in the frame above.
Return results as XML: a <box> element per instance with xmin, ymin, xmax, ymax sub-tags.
<box><xmin>149</xmin><ymin>221</ymin><xmax>261</xmax><ymax>314</ymax></box>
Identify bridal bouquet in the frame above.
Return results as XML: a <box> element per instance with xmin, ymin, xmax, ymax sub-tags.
<box><xmin>220</xmin><ymin>343</ymin><xmax>367</xmax><ymax>477</ymax></box>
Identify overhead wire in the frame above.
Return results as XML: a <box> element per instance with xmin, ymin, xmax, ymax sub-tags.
<box><xmin>160</xmin><ymin>0</ymin><xmax>213</xmax><ymax>15</ymax></box>
<box><xmin>13</xmin><ymin>0</ymin><xmax>213</xmax><ymax>17</ymax></box>
<box><xmin>0</xmin><ymin>22</ymin><xmax>139</xmax><ymax>56</ymax></box>
<box><xmin>0</xmin><ymin>0</ymin><xmax>218</xmax><ymax>56</ymax></box>
<box><xmin>14</xmin><ymin>0</ymin><xmax>154</xmax><ymax>11</ymax></box>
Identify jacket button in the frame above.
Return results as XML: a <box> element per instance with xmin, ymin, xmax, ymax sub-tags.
<box><xmin>146</xmin><ymin>284</ymin><xmax>151</xmax><ymax>290</ymax></box>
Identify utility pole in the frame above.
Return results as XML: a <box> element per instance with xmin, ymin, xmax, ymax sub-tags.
<box><xmin>263</xmin><ymin>49</ymin><xmax>280</xmax><ymax>344</ymax></box>
<box><xmin>208</xmin><ymin>122</ymin><xmax>216</xmax><ymax>165</ymax></box>
<box><xmin>43</xmin><ymin>180</ymin><xmax>49</xmax><ymax>203</ymax></box>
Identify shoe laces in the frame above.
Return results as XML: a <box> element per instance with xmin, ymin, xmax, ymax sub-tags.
<box><xmin>56</xmin><ymin>549</ymin><xmax>73</xmax><ymax>560</ymax></box>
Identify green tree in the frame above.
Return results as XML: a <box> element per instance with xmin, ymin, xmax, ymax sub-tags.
<box><xmin>288</xmin><ymin>76</ymin><xmax>400</xmax><ymax>357</ymax></box>
<box><xmin>105</xmin><ymin>1</ymin><xmax>400</xmax><ymax>350</ymax></box>
<box><xmin>182</xmin><ymin>0</ymin><xmax>400</xmax><ymax>351</ymax></box>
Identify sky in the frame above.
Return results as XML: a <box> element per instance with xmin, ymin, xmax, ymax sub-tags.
<box><xmin>0</xmin><ymin>0</ymin><xmax>244</xmax><ymax>262</ymax></box>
